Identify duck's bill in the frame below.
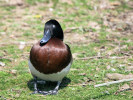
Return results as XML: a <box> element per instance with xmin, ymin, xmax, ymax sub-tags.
<box><xmin>40</xmin><ymin>30</ymin><xmax>51</xmax><ymax>45</ymax></box>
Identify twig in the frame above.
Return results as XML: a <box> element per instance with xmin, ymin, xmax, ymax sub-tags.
<box><xmin>114</xmin><ymin>88</ymin><xmax>131</xmax><ymax>94</ymax></box>
<box><xmin>121</xmin><ymin>52</ymin><xmax>131</xmax><ymax>56</ymax></box>
<box><xmin>0</xmin><ymin>56</ymin><xmax>13</xmax><ymax>61</ymax></box>
<box><xmin>60</xmin><ymin>83</ymin><xmax>90</xmax><ymax>87</ymax></box>
<box><xmin>95</xmin><ymin>78</ymin><xmax>133</xmax><ymax>87</ymax></box>
<box><xmin>76</xmin><ymin>56</ymin><xmax>132</xmax><ymax>60</ymax></box>
<box><xmin>76</xmin><ymin>56</ymin><xmax>104</xmax><ymax>60</ymax></box>
<box><xmin>68</xmin><ymin>84</ymin><xmax>89</xmax><ymax>87</ymax></box>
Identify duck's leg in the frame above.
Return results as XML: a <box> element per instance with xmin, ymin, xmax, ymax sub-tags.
<box><xmin>48</xmin><ymin>81</ymin><xmax>62</xmax><ymax>95</ymax></box>
<box><xmin>30</xmin><ymin>76</ymin><xmax>46</xmax><ymax>95</ymax></box>
<box><xmin>38</xmin><ymin>81</ymin><xmax>62</xmax><ymax>95</ymax></box>
<box><xmin>31</xmin><ymin>76</ymin><xmax>38</xmax><ymax>94</ymax></box>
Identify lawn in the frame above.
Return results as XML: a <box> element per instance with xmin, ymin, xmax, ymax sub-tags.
<box><xmin>0</xmin><ymin>0</ymin><xmax>133</xmax><ymax>99</ymax></box>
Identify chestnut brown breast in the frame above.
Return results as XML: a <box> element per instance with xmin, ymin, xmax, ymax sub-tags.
<box><xmin>30</xmin><ymin>38</ymin><xmax>72</xmax><ymax>74</ymax></box>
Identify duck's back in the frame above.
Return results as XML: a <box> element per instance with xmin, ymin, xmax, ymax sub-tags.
<box><xmin>30</xmin><ymin>38</ymin><xmax>72</xmax><ymax>74</ymax></box>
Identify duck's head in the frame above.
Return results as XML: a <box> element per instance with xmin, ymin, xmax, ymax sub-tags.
<box><xmin>40</xmin><ymin>19</ymin><xmax>63</xmax><ymax>46</ymax></box>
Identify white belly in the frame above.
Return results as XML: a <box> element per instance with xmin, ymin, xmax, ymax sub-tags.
<box><xmin>28</xmin><ymin>60</ymin><xmax>72</xmax><ymax>81</ymax></box>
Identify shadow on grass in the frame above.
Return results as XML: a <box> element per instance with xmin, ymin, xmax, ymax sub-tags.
<box><xmin>27</xmin><ymin>77</ymin><xmax>71</xmax><ymax>92</ymax></box>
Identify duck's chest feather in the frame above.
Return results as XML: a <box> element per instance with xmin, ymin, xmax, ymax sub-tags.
<box><xmin>30</xmin><ymin>38</ymin><xmax>72</xmax><ymax>74</ymax></box>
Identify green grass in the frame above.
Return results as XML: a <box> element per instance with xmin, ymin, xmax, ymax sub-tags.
<box><xmin>25</xmin><ymin>0</ymin><xmax>49</xmax><ymax>5</ymax></box>
<box><xmin>0</xmin><ymin>0</ymin><xmax>133</xmax><ymax>99</ymax></box>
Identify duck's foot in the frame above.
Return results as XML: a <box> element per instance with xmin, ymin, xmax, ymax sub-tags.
<box><xmin>38</xmin><ymin>81</ymin><xmax>61</xmax><ymax>95</ymax></box>
<box><xmin>30</xmin><ymin>76</ymin><xmax>40</xmax><ymax>95</ymax></box>
<box><xmin>38</xmin><ymin>89</ymin><xmax>58</xmax><ymax>95</ymax></box>
<box><xmin>30</xmin><ymin>76</ymin><xmax>61</xmax><ymax>95</ymax></box>
<box><xmin>30</xmin><ymin>90</ymin><xmax>39</xmax><ymax>95</ymax></box>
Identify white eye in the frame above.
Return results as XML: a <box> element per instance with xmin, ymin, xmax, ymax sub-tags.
<box><xmin>53</xmin><ymin>25</ymin><xmax>55</xmax><ymax>28</ymax></box>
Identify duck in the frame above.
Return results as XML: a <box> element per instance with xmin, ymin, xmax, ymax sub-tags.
<box><xmin>28</xmin><ymin>19</ymin><xmax>73</xmax><ymax>95</ymax></box>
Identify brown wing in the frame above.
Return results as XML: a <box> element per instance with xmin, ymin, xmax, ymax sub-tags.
<box><xmin>30</xmin><ymin>38</ymin><xmax>72</xmax><ymax>74</ymax></box>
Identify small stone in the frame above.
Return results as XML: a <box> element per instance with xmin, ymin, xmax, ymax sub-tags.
<box><xmin>105</xmin><ymin>91</ymin><xmax>110</xmax><ymax>94</ymax></box>
<box><xmin>49</xmin><ymin>8</ymin><xmax>53</xmax><ymax>12</ymax></box>
<box><xmin>19</xmin><ymin>41</ymin><xmax>26</xmax><ymax>50</ymax></box>
<box><xmin>0</xmin><ymin>62</ymin><xmax>5</xmax><ymax>66</ymax></box>
<box><xmin>111</xmin><ymin>68</ymin><xmax>116</xmax><ymax>71</ymax></box>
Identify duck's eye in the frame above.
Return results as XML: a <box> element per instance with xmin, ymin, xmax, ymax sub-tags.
<box><xmin>53</xmin><ymin>25</ymin><xmax>55</xmax><ymax>28</ymax></box>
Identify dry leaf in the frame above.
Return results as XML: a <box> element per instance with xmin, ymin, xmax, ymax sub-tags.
<box><xmin>15</xmin><ymin>94</ymin><xmax>20</xmax><ymax>97</ymax></box>
<box><xmin>119</xmin><ymin>84</ymin><xmax>130</xmax><ymax>91</ymax></box>
<box><xmin>5</xmin><ymin>0</ymin><xmax>23</xmax><ymax>6</ymax></box>
<box><xmin>96</xmin><ymin>67</ymin><xmax>100</xmax><ymax>71</ymax></box>
<box><xmin>125</xmin><ymin>66</ymin><xmax>133</xmax><ymax>71</ymax></box>
<box><xmin>115</xmin><ymin>84</ymin><xmax>131</xmax><ymax>94</ymax></box>
<box><xmin>72</xmin><ymin>53</ymin><xmax>79</xmax><ymax>59</ymax></box>
<box><xmin>22</xmin><ymin>23</ymin><xmax>30</xmax><ymax>27</ymax></box>
<box><xmin>61</xmin><ymin>0</ymin><xmax>73</xmax><ymax>5</ymax></box>
<box><xmin>107</xmin><ymin>65</ymin><xmax>111</xmax><ymax>69</ymax></box>
<box><xmin>10</xmin><ymin>70</ymin><xmax>17</xmax><ymax>75</ymax></box>
<box><xmin>83</xmin><ymin>77</ymin><xmax>93</xmax><ymax>83</ymax></box>
<box><xmin>9</xmin><ymin>35</ymin><xmax>17</xmax><ymax>39</ymax></box>
<box><xmin>106</xmin><ymin>73</ymin><xmax>133</xmax><ymax>80</ymax></box>
<box><xmin>99</xmin><ymin>0</ymin><xmax>110</xmax><ymax>9</ymax></box>
<box><xmin>65</xmin><ymin>33</ymin><xmax>90</xmax><ymax>44</ymax></box>
<box><xmin>33</xmin><ymin>15</ymin><xmax>42</xmax><ymax>18</ymax></box>
<box><xmin>0</xmin><ymin>67</ymin><xmax>3</xmax><ymax>71</ymax></box>
<box><xmin>110</xmin><ymin>2</ymin><xmax>121</xmax><ymax>6</ymax></box>
<box><xmin>0</xmin><ymin>32</ymin><xmax>6</xmax><ymax>35</ymax></box>
<box><xmin>79</xmin><ymin>73</ymin><xmax>86</xmax><ymax>76</ymax></box>
<box><xmin>130</xmin><ymin>81</ymin><xmax>133</xmax><ymax>90</ymax></box>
